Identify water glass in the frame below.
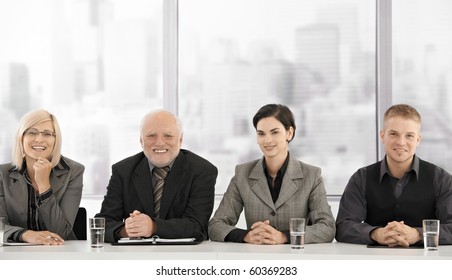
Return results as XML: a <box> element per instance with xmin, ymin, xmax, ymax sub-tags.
<box><xmin>0</xmin><ymin>217</ymin><xmax>5</xmax><ymax>247</ymax></box>
<box><xmin>289</xmin><ymin>218</ymin><xmax>305</xmax><ymax>249</ymax></box>
<box><xmin>89</xmin><ymin>217</ymin><xmax>105</xmax><ymax>248</ymax></box>
<box><xmin>423</xmin><ymin>219</ymin><xmax>440</xmax><ymax>251</ymax></box>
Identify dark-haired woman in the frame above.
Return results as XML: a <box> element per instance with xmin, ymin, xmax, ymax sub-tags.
<box><xmin>208</xmin><ymin>104</ymin><xmax>335</xmax><ymax>244</ymax></box>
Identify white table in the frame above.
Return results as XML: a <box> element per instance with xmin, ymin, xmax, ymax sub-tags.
<box><xmin>1</xmin><ymin>241</ymin><xmax>451</xmax><ymax>260</ymax></box>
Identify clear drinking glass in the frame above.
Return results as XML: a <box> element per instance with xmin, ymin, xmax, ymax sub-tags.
<box><xmin>89</xmin><ymin>217</ymin><xmax>105</xmax><ymax>248</ymax></box>
<box><xmin>289</xmin><ymin>218</ymin><xmax>306</xmax><ymax>249</ymax></box>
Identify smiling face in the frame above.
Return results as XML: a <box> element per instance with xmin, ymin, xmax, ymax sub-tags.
<box><xmin>256</xmin><ymin>117</ymin><xmax>294</xmax><ymax>162</ymax></box>
<box><xmin>22</xmin><ymin>120</ymin><xmax>56</xmax><ymax>162</ymax></box>
<box><xmin>380</xmin><ymin>116</ymin><xmax>421</xmax><ymax>169</ymax></box>
<box><xmin>140</xmin><ymin>111</ymin><xmax>182</xmax><ymax>167</ymax></box>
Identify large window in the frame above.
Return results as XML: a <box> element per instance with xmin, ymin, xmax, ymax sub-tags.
<box><xmin>179</xmin><ymin>0</ymin><xmax>376</xmax><ymax>195</ymax></box>
<box><xmin>0</xmin><ymin>0</ymin><xmax>163</xmax><ymax>194</ymax></box>
<box><xmin>392</xmin><ymin>0</ymin><xmax>452</xmax><ymax>172</ymax></box>
<box><xmin>1</xmin><ymin>0</ymin><xmax>451</xmax><ymax>199</ymax></box>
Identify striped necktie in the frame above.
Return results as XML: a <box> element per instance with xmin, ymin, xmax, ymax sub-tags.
<box><xmin>153</xmin><ymin>166</ymin><xmax>170</xmax><ymax>218</ymax></box>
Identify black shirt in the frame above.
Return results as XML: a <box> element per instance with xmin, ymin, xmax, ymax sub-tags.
<box><xmin>263</xmin><ymin>155</ymin><xmax>290</xmax><ymax>204</ymax></box>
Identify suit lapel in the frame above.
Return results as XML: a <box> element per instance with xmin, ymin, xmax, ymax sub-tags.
<box><xmin>132</xmin><ymin>157</ymin><xmax>154</xmax><ymax>215</ymax></box>
<box><xmin>8</xmin><ymin>171</ymin><xmax>28</xmax><ymax>214</ymax></box>
<box><xmin>275</xmin><ymin>157</ymin><xmax>303</xmax><ymax>209</ymax></box>
<box><xmin>159</xmin><ymin>152</ymin><xmax>185</xmax><ymax>219</ymax></box>
<box><xmin>8</xmin><ymin>164</ymin><xmax>70</xmax><ymax>212</ymax></box>
<box><xmin>50</xmin><ymin>159</ymin><xmax>70</xmax><ymax>194</ymax></box>
<box><xmin>250</xmin><ymin>159</ymin><xmax>275</xmax><ymax>210</ymax></box>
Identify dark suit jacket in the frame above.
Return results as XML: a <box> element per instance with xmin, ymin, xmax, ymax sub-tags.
<box><xmin>96</xmin><ymin>149</ymin><xmax>218</xmax><ymax>243</ymax></box>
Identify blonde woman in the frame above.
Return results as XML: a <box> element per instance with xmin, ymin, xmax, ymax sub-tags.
<box><xmin>0</xmin><ymin>109</ymin><xmax>84</xmax><ymax>245</ymax></box>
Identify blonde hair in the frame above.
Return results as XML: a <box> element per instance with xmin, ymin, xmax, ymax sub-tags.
<box><xmin>12</xmin><ymin>109</ymin><xmax>62</xmax><ymax>170</ymax></box>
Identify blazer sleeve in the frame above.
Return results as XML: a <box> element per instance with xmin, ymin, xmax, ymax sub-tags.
<box><xmin>304</xmin><ymin>165</ymin><xmax>336</xmax><ymax>243</ymax></box>
<box><xmin>95</xmin><ymin>163</ymin><xmax>128</xmax><ymax>243</ymax></box>
<box><xmin>38</xmin><ymin>160</ymin><xmax>84</xmax><ymax>240</ymax></box>
<box><xmin>208</xmin><ymin>167</ymin><xmax>245</xmax><ymax>241</ymax></box>
<box><xmin>0</xmin><ymin>167</ymin><xmax>23</xmax><ymax>242</ymax></box>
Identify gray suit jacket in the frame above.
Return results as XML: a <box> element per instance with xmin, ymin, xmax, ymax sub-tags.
<box><xmin>0</xmin><ymin>156</ymin><xmax>84</xmax><ymax>242</ymax></box>
<box><xmin>208</xmin><ymin>156</ymin><xmax>335</xmax><ymax>243</ymax></box>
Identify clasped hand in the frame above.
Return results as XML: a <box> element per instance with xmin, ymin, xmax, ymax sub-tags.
<box><xmin>243</xmin><ymin>220</ymin><xmax>287</xmax><ymax>245</ymax></box>
<box><xmin>123</xmin><ymin>210</ymin><xmax>155</xmax><ymax>238</ymax></box>
<box><xmin>371</xmin><ymin>221</ymin><xmax>421</xmax><ymax>247</ymax></box>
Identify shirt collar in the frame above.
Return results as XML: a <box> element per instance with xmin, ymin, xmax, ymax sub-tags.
<box><xmin>380</xmin><ymin>154</ymin><xmax>419</xmax><ymax>182</ymax></box>
<box><xmin>147</xmin><ymin>159</ymin><xmax>175</xmax><ymax>173</ymax></box>
<box><xmin>262</xmin><ymin>152</ymin><xmax>290</xmax><ymax>179</ymax></box>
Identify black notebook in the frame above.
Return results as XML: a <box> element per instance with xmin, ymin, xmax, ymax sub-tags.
<box><xmin>366</xmin><ymin>243</ymin><xmax>423</xmax><ymax>249</ymax></box>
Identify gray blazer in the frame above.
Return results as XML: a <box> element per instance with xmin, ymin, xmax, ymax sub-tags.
<box><xmin>208</xmin><ymin>156</ymin><xmax>335</xmax><ymax>243</ymax></box>
<box><xmin>0</xmin><ymin>156</ymin><xmax>84</xmax><ymax>242</ymax></box>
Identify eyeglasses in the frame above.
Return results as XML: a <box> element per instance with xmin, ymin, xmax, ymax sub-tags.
<box><xmin>24</xmin><ymin>128</ymin><xmax>56</xmax><ymax>138</ymax></box>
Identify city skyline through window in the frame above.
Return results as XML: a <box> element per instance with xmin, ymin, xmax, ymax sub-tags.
<box><xmin>1</xmin><ymin>0</ymin><xmax>452</xmax><ymax>198</ymax></box>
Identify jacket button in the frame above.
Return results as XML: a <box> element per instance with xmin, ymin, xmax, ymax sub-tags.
<box><xmin>270</xmin><ymin>211</ymin><xmax>276</xmax><ymax>216</ymax></box>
